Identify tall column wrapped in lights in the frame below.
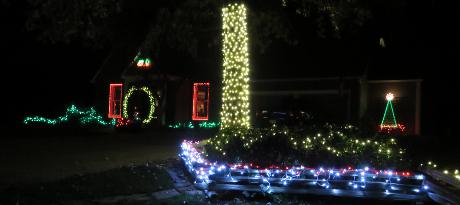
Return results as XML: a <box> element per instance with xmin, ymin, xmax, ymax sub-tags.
<box><xmin>220</xmin><ymin>3</ymin><xmax>251</xmax><ymax>129</ymax></box>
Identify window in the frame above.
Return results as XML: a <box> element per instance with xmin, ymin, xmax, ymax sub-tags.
<box><xmin>108</xmin><ymin>83</ymin><xmax>123</xmax><ymax>118</ymax></box>
<box><xmin>192</xmin><ymin>82</ymin><xmax>210</xmax><ymax>121</ymax></box>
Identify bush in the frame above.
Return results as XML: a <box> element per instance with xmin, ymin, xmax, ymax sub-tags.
<box><xmin>205</xmin><ymin>124</ymin><xmax>409</xmax><ymax>169</ymax></box>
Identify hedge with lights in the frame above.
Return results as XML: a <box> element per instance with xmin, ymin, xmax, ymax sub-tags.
<box><xmin>205</xmin><ymin>124</ymin><xmax>408</xmax><ymax>169</ymax></box>
<box><xmin>421</xmin><ymin>161</ymin><xmax>460</xmax><ymax>183</ymax></box>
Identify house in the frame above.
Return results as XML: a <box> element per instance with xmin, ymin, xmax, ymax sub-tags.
<box><xmin>91</xmin><ymin>45</ymin><xmax>212</xmax><ymax>127</ymax></box>
<box><xmin>91</xmin><ymin>45</ymin><xmax>421</xmax><ymax>134</ymax></box>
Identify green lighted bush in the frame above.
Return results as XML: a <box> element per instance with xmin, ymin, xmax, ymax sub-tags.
<box><xmin>205</xmin><ymin>124</ymin><xmax>409</xmax><ymax>169</ymax></box>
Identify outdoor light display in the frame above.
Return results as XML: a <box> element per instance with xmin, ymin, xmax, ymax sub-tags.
<box><xmin>168</xmin><ymin>121</ymin><xmax>220</xmax><ymax>129</ymax></box>
<box><xmin>122</xmin><ymin>86</ymin><xmax>156</xmax><ymax>124</ymax></box>
<box><xmin>422</xmin><ymin>161</ymin><xmax>460</xmax><ymax>183</ymax></box>
<box><xmin>115</xmin><ymin>118</ymin><xmax>133</xmax><ymax>128</ymax></box>
<box><xmin>220</xmin><ymin>3</ymin><xmax>251</xmax><ymax>129</ymax></box>
<box><xmin>180</xmin><ymin>140</ymin><xmax>428</xmax><ymax>197</ymax></box>
<box><xmin>170</xmin><ymin>122</ymin><xmax>195</xmax><ymax>129</ymax></box>
<box><xmin>24</xmin><ymin>105</ymin><xmax>115</xmax><ymax>126</ymax></box>
<box><xmin>192</xmin><ymin>83</ymin><xmax>210</xmax><ymax>121</ymax></box>
<box><xmin>198</xmin><ymin>121</ymin><xmax>220</xmax><ymax>128</ymax></box>
<box><xmin>136</xmin><ymin>58</ymin><xmax>151</xmax><ymax>69</ymax></box>
<box><xmin>379</xmin><ymin>93</ymin><xmax>405</xmax><ymax>133</ymax></box>
<box><xmin>108</xmin><ymin>83</ymin><xmax>123</xmax><ymax>118</ymax></box>
<box><xmin>207</xmin><ymin>124</ymin><xmax>406</xmax><ymax>167</ymax></box>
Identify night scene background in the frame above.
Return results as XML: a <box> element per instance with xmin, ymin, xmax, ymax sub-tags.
<box><xmin>1</xmin><ymin>0</ymin><xmax>460</xmax><ymax>204</ymax></box>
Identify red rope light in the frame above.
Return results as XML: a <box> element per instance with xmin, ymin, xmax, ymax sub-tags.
<box><xmin>108</xmin><ymin>83</ymin><xmax>123</xmax><ymax>118</ymax></box>
<box><xmin>192</xmin><ymin>82</ymin><xmax>210</xmax><ymax>121</ymax></box>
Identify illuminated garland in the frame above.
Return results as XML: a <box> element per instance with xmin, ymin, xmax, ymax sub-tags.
<box><xmin>198</xmin><ymin>121</ymin><xmax>220</xmax><ymax>128</ymax></box>
<box><xmin>168</xmin><ymin>121</ymin><xmax>221</xmax><ymax>129</ymax></box>
<box><xmin>123</xmin><ymin>86</ymin><xmax>156</xmax><ymax>124</ymax></box>
<box><xmin>169</xmin><ymin>122</ymin><xmax>194</xmax><ymax>129</ymax></box>
<box><xmin>220</xmin><ymin>3</ymin><xmax>251</xmax><ymax>129</ymax></box>
<box><xmin>23</xmin><ymin>105</ymin><xmax>115</xmax><ymax>126</ymax></box>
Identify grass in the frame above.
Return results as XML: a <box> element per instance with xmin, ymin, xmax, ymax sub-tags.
<box><xmin>0</xmin><ymin>162</ymin><xmax>174</xmax><ymax>203</ymax></box>
<box><xmin>152</xmin><ymin>193</ymin><xmax>207</xmax><ymax>205</ymax></box>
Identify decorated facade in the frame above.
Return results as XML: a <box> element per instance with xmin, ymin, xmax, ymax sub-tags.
<box><xmin>90</xmin><ymin>47</ymin><xmax>216</xmax><ymax>128</ymax></box>
<box><xmin>86</xmin><ymin>4</ymin><xmax>421</xmax><ymax>134</ymax></box>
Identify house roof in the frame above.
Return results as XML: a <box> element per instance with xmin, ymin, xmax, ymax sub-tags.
<box><xmin>91</xmin><ymin>43</ymin><xmax>140</xmax><ymax>84</ymax></box>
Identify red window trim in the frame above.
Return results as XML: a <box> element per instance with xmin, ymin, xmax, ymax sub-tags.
<box><xmin>192</xmin><ymin>82</ymin><xmax>210</xmax><ymax>121</ymax></box>
<box><xmin>108</xmin><ymin>83</ymin><xmax>123</xmax><ymax>118</ymax></box>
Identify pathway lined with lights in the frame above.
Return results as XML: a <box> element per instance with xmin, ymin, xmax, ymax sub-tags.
<box><xmin>179</xmin><ymin>140</ymin><xmax>429</xmax><ymax>201</ymax></box>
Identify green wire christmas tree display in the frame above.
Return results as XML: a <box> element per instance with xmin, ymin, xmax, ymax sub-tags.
<box><xmin>379</xmin><ymin>93</ymin><xmax>405</xmax><ymax>133</ymax></box>
<box><xmin>380</xmin><ymin>93</ymin><xmax>397</xmax><ymax>127</ymax></box>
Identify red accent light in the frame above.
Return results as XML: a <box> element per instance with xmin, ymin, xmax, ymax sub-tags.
<box><xmin>108</xmin><ymin>83</ymin><xmax>123</xmax><ymax>118</ymax></box>
<box><xmin>192</xmin><ymin>82</ymin><xmax>210</xmax><ymax>121</ymax></box>
<box><xmin>379</xmin><ymin>124</ymin><xmax>406</xmax><ymax>133</ymax></box>
<box><xmin>115</xmin><ymin>118</ymin><xmax>132</xmax><ymax>128</ymax></box>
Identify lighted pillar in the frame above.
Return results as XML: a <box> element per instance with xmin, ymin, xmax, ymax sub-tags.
<box><xmin>220</xmin><ymin>3</ymin><xmax>251</xmax><ymax>129</ymax></box>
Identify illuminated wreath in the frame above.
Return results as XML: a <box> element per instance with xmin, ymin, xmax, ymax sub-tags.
<box><xmin>123</xmin><ymin>86</ymin><xmax>157</xmax><ymax>124</ymax></box>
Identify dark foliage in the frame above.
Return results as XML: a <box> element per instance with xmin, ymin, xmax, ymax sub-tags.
<box><xmin>23</xmin><ymin>0</ymin><xmax>373</xmax><ymax>56</ymax></box>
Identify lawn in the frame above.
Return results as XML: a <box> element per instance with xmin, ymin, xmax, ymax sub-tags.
<box><xmin>0</xmin><ymin>128</ymin><xmax>215</xmax><ymax>186</ymax></box>
<box><xmin>0</xmin><ymin>162</ymin><xmax>174</xmax><ymax>204</ymax></box>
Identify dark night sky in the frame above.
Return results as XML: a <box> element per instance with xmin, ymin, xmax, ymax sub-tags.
<box><xmin>1</xmin><ymin>0</ymin><xmax>459</xmax><ymax>138</ymax></box>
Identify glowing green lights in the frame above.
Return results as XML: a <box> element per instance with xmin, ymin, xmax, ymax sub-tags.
<box><xmin>380</xmin><ymin>93</ymin><xmax>398</xmax><ymax>130</ymax></box>
<box><xmin>23</xmin><ymin>105</ymin><xmax>115</xmax><ymax>126</ymax></box>
<box><xmin>381</xmin><ymin>99</ymin><xmax>397</xmax><ymax>125</ymax></box>
<box><xmin>169</xmin><ymin>122</ymin><xmax>194</xmax><ymax>129</ymax></box>
<box><xmin>198</xmin><ymin>121</ymin><xmax>220</xmax><ymax>128</ymax></box>
<box><xmin>168</xmin><ymin>121</ymin><xmax>221</xmax><ymax>129</ymax></box>
<box><xmin>122</xmin><ymin>86</ymin><xmax>157</xmax><ymax>124</ymax></box>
